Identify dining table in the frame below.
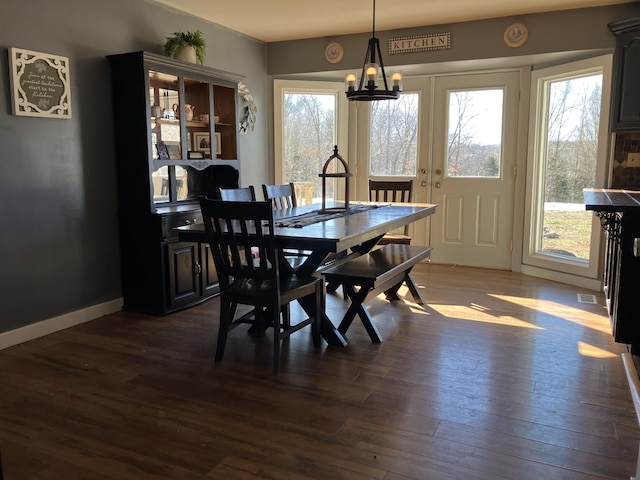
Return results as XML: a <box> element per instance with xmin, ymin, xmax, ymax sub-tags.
<box><xmin>176</xmin><ymin>201</ymin><xmax>438</xmax><ymax>346</ymax></box>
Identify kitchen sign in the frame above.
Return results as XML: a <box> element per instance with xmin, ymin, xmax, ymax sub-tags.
<box><xmin>9</xmin><ymin>47</ymin><xmax>72</xmax><ymax>119</ymax></box>
<box><xmin>388</xmin><ymin>33</ymin><xmax>451</xmax><ymax>55</ymax></box>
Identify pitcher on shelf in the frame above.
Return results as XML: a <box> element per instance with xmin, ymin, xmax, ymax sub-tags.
<box><xmin>172</xmin><ymin>103</ymin><xmax>195</xmax><ymax>121</ymax></box>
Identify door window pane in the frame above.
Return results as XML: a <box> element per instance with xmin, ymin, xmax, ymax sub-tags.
<box><xmin>282</xmin><ymin>93</ymin><xmax>336</xmax><ymax>204</ymax></box>
<box><xmin>446</xmin><ymin>89</ymin><xmax>503</xmax><ymax>178</ymax></box>
<box><xmin>370</xmin><ymin>93</ymin><xmax>419</xmax><ymax>176</ymax></box>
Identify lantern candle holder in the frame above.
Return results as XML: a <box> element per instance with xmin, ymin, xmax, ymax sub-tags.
<box><xmin>319</xmin><ymin>145</ymin><xmax>352</xmax><ymax>213</ymax></box>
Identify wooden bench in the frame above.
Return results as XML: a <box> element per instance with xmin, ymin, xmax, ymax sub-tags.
<box><xmin>322</xmin><ymin>244</ymin><xmax>432</xmax><ymax>342</ymax></box>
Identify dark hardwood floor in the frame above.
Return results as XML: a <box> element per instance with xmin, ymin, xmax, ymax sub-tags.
<box><xmin>0</xmin><ymin>264</ymin><xmax>638</xmax><ymax>479</ymax></box>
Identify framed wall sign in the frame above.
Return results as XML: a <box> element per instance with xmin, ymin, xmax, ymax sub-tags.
<box><xmin>9</xmin><ymin>47</ymin><xmax>72</xmax><ymax>118</ymax></box>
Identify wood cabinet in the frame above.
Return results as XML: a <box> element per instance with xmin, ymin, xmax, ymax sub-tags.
<box><xmin>609</xmin><ymin>17</ymin><xmax>640</xmax><ymax>132</ymax></box>
<box><xmin>107</xmin><ymin>51</ymin><xmax>242</xmax><ymax>315</ymax></box>
<box><xmin>585</xmin><ymin>189</ymin><xmax>640</xmax><ymax>350</ymax></box>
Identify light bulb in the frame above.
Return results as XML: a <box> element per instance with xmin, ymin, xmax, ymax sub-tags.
<box><xmin>345</xmin><ymin>73</ymin><xmax>356</xmax><ymax>92</ymax></box>
<box><xmin>365</xmin><ymin>64</ymin><xmax>378</xmax><ymax>88</ymax></box>
<box><xmin>392</xmin><ymin>72</ymin><xmax>402</xmax><ymax>91</ymax></box>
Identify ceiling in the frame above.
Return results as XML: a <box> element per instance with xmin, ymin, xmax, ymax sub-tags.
<box><xmin>150</xmin><ymin>0</ymin><xmax>633</xmax><ymax>42</ymax></box>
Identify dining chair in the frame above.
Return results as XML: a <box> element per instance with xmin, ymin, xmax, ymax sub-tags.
<box><xmin>199</xmin><ymin>198</ymin><xmax>322</xmax><ymax>374</ymax></box>
<box><xmin>215</xmin><ymin>186</ymin><xmax>260</xmax><ymax>316</ymax></box>
<box><xmin>262</xmin><ymin>183</ymin><xmax>297</xmax><ymax>209</ymax></box>
<box><xmin>369</xmin><ymin>179</ymin><xmax>414</xmax><ymax>245</ymax></box>
<box><xmin>262</xmin><ymin>182</ymin><xmax>310</xmax><ymax>264</ymax></box>
<box><xmin>216</xmin><ymin>185</ymin><xmax>256</xmax><ymax>201</ymax></box>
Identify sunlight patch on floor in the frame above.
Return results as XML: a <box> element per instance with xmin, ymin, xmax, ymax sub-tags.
<box><xmin>577</xmin><ymin>340</ymin><xmax>618</xmax><ymax>358</ymax></box>
<box><xmin>489</xmin><ymin>294</ymin><xmax>610</xmax><ymax>334</ymax></box>
<box><xmin>427</xmin><ymin>304</ymin><xmax>544</xmax><ymax>329</ymax></box>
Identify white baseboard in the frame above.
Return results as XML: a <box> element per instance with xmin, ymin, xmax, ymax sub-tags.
<box><xmin>0</xmin><ymin>298</ymin><xmax>123</xmax><ymax>350</ymax></box>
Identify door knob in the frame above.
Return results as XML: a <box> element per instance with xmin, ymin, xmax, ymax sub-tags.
<box><xmin>435</xmin><ymin>181</ymin><xmax>441</xmax><ymax>188</ymax></box>
<box><xmin>420</xmin><ymin>181</ymin><xmax>427</xmax><ymax>187</ymax></box>
<box><xmin>435</xmin><ymin>169</ymin><xmax>442</xmax><ymax>175</ymax></box>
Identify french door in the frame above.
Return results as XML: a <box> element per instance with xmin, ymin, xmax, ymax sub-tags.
<box><xmin>430</xmin><ymin>72</ymin><xmax>520</xmax><ymax>268</ymax></box>
<box><xmin>352</xmin><ymin>77</ymin><xmax>432</xmax><ymax>247</ymax></box>
<box><xmin>277</xmin><ymin>73</ymin><xmax>519</xmax><ymax>269</ymax></box>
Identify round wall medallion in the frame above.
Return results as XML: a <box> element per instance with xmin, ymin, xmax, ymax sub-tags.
<box><xmin>325</xmin><ymin>42</ymin><xmax>344</xmax><ymax>64</ymax></box>
<box><xmin>504</xmin><ymin>23</ymin><xmax>528</xmax><ymax>48</ymax></box>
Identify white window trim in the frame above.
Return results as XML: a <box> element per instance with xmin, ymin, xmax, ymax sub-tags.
<box><xmin>273</xmin><ymin>79</ymin><xmax>348</xmax><ymax>184</ymax></box>
<box><xmin>521</xmin><ymin>54</ymin><xmax>613</xmax><ymax>287</ymax></box>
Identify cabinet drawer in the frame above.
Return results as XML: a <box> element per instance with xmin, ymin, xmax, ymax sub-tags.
<box><xmin>160</xmin><ymin>212</ymin><xmax>202</xmax><ymax>239</ymax></box>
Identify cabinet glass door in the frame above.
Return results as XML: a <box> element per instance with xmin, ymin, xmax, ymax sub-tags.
<box><xmin>184</xmin><ymin>77</ymin><xmax>212</xmax><ymax>159</ymax></box>
<box><xmin>149</xmin><ymin>71</ymin><xmax>181</xmax><ymax>204</ymax></box>
<box><xmin>149</xmin><ymin>71</ymin><xmax>181</xmax><ymax>161</ymax></box>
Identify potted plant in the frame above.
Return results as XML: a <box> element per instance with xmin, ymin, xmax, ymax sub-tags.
<box><xmin>163</xmin><ymin>30</ymin><xmax>206</xmax><ymax>64</ymax></box>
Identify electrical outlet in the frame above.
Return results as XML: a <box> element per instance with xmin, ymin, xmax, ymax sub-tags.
<box><xmin>628</xmin><ymin>153</ymin><xmax>640</xmax><ymax>167</ymax></box>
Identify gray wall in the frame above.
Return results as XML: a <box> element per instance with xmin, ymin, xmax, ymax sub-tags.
<box><xmin>0</xmin><ymin>0</ymin><xmax>268</xmax><ymax>333</ymax></box>
<box><xmin>267</xmin><ymin>4</ymin><xmax>640</xmax><ymax>78</ymax></box>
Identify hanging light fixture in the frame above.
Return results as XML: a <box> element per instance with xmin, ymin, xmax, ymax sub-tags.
<box><xmin>345</xmin><ymin>0</ymin><xmax>402</xmax><ymax>101</ymax></box>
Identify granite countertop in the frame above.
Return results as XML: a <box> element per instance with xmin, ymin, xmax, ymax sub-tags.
<box><xmin>584</xmin><ymin>188</ymin><xmax>640</xmax><ymax>212</ymax></box>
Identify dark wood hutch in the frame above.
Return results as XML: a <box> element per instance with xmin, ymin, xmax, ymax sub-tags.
<box><xmin>107</xmin><ymin>51</ymin><xmax>241</xmax><ymax>315</ymax></box>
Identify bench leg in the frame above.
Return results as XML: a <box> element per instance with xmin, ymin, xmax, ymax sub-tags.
<box><xmin>383</xmin><ymin>270</ymin><xmax>424</xmax><ymax>306</ymax></box>
<box><xmin>338</xmin><ymin>284</ymin><xmax>383</xmax><ymax>343</ymax></box>
<box><xmin>384</xmin><ymin>281</ymin><xmax>403</xmax><ymax>301</ymax></box>
<box><xmin>404</xmin><ymin>273</ymin><xmax>425</xmax><ymax>305</ymax></box>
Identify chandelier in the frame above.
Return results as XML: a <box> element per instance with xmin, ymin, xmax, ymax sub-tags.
<box><xmin>345</xmin><ymin>0</ymin><xmax>402</xmax><ymax>101</ymax></box>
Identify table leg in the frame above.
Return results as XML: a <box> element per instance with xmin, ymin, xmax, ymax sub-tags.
<box><xmin>297</xmin><ymin>294</ymin><xmax>348</xmax><ymax>347</ymax></box>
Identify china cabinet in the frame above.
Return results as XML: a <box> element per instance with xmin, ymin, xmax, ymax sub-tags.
<box><xmin>107</xmin><ymin>51</ymin><xmax>241</xmax><ymax>314</ymax></box>
<box><xmin>609</xmin><ymin>17</ymin><xmax>640</xmax><ymax>132</ymax></box>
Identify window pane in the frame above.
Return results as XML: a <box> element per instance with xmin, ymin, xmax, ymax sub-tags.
<box><xmin>540</xmin><ymin>74</ymin><xmax>602</xmax><ymax>260</ymax></box>
<box><xmin>370</xmin><ymin>93</ymin><xmax>418</xmax><ymax>176</ymax></box>
<box><xmin>282</xmin><ymin>93</ymin><xmax>336</xmax><ymax>204</ymax></box>
<box><xmin>446</xmin><ymin>89</ymin><xmax>503</xmax><ymax>178</ymax></box>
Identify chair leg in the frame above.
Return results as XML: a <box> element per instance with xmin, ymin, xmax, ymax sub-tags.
<box><xmin>215</xmin><ymin>299</ymin><xmax>234</xmax><ymax>363</ymax></box>
<box><xmin>281</xmin><ymin>304</ymin><xmax>290</xmax><ymax>328</ymax></box>
<box><xmin>273</xmin><ymin>304</ymin><xmax>282</xmax><ymax>375</ymax></box>
<box><xmin>312</xmin><ymin>283</ymin><xmax>322</xmax><ymax>347</ymax></box>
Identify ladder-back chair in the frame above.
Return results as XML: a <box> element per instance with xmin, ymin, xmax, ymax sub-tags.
<box><xmin>199</xmin><ymin>198</ymin><xmax>322</xmax><ymax>374</ymax></box>
<box><xmin>216</xmin><ymin>185</ymin><xmax>256</xmax><ymax>201</ymax></box>
<box><xmin>369</xmin><ymin>179</ymin><xmax>414</xmax><ymax>245</ymax></box>
<box><xmin>262</xmin><ymin>183</ymin><xmax>297</xmax><ymax>209</ymax></box>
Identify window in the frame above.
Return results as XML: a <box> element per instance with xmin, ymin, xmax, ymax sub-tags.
<box><xmin>274</xmin><ymin>80</ymin><xmax>348</xmax><ymax>204</ymax></box>
<box><xmin>524</xmin><ymin>55</ymin><xmax>612</xmax><ymax>280</ymax></box>
<box><xmin>370</xmin><ymin>93</ymin><xmax>419</xmax><ymax>176</ymax></box>
<box><xmin>446</xmin><ymin>89</ymin><xmax>504</xmax><ymax>178</ymax></box>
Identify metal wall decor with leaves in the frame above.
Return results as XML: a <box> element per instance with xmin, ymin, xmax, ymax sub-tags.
<box><xmin>238</xmin><ymin>82</ymin><xmax>256</xmax><ymax>134</ymax></box>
